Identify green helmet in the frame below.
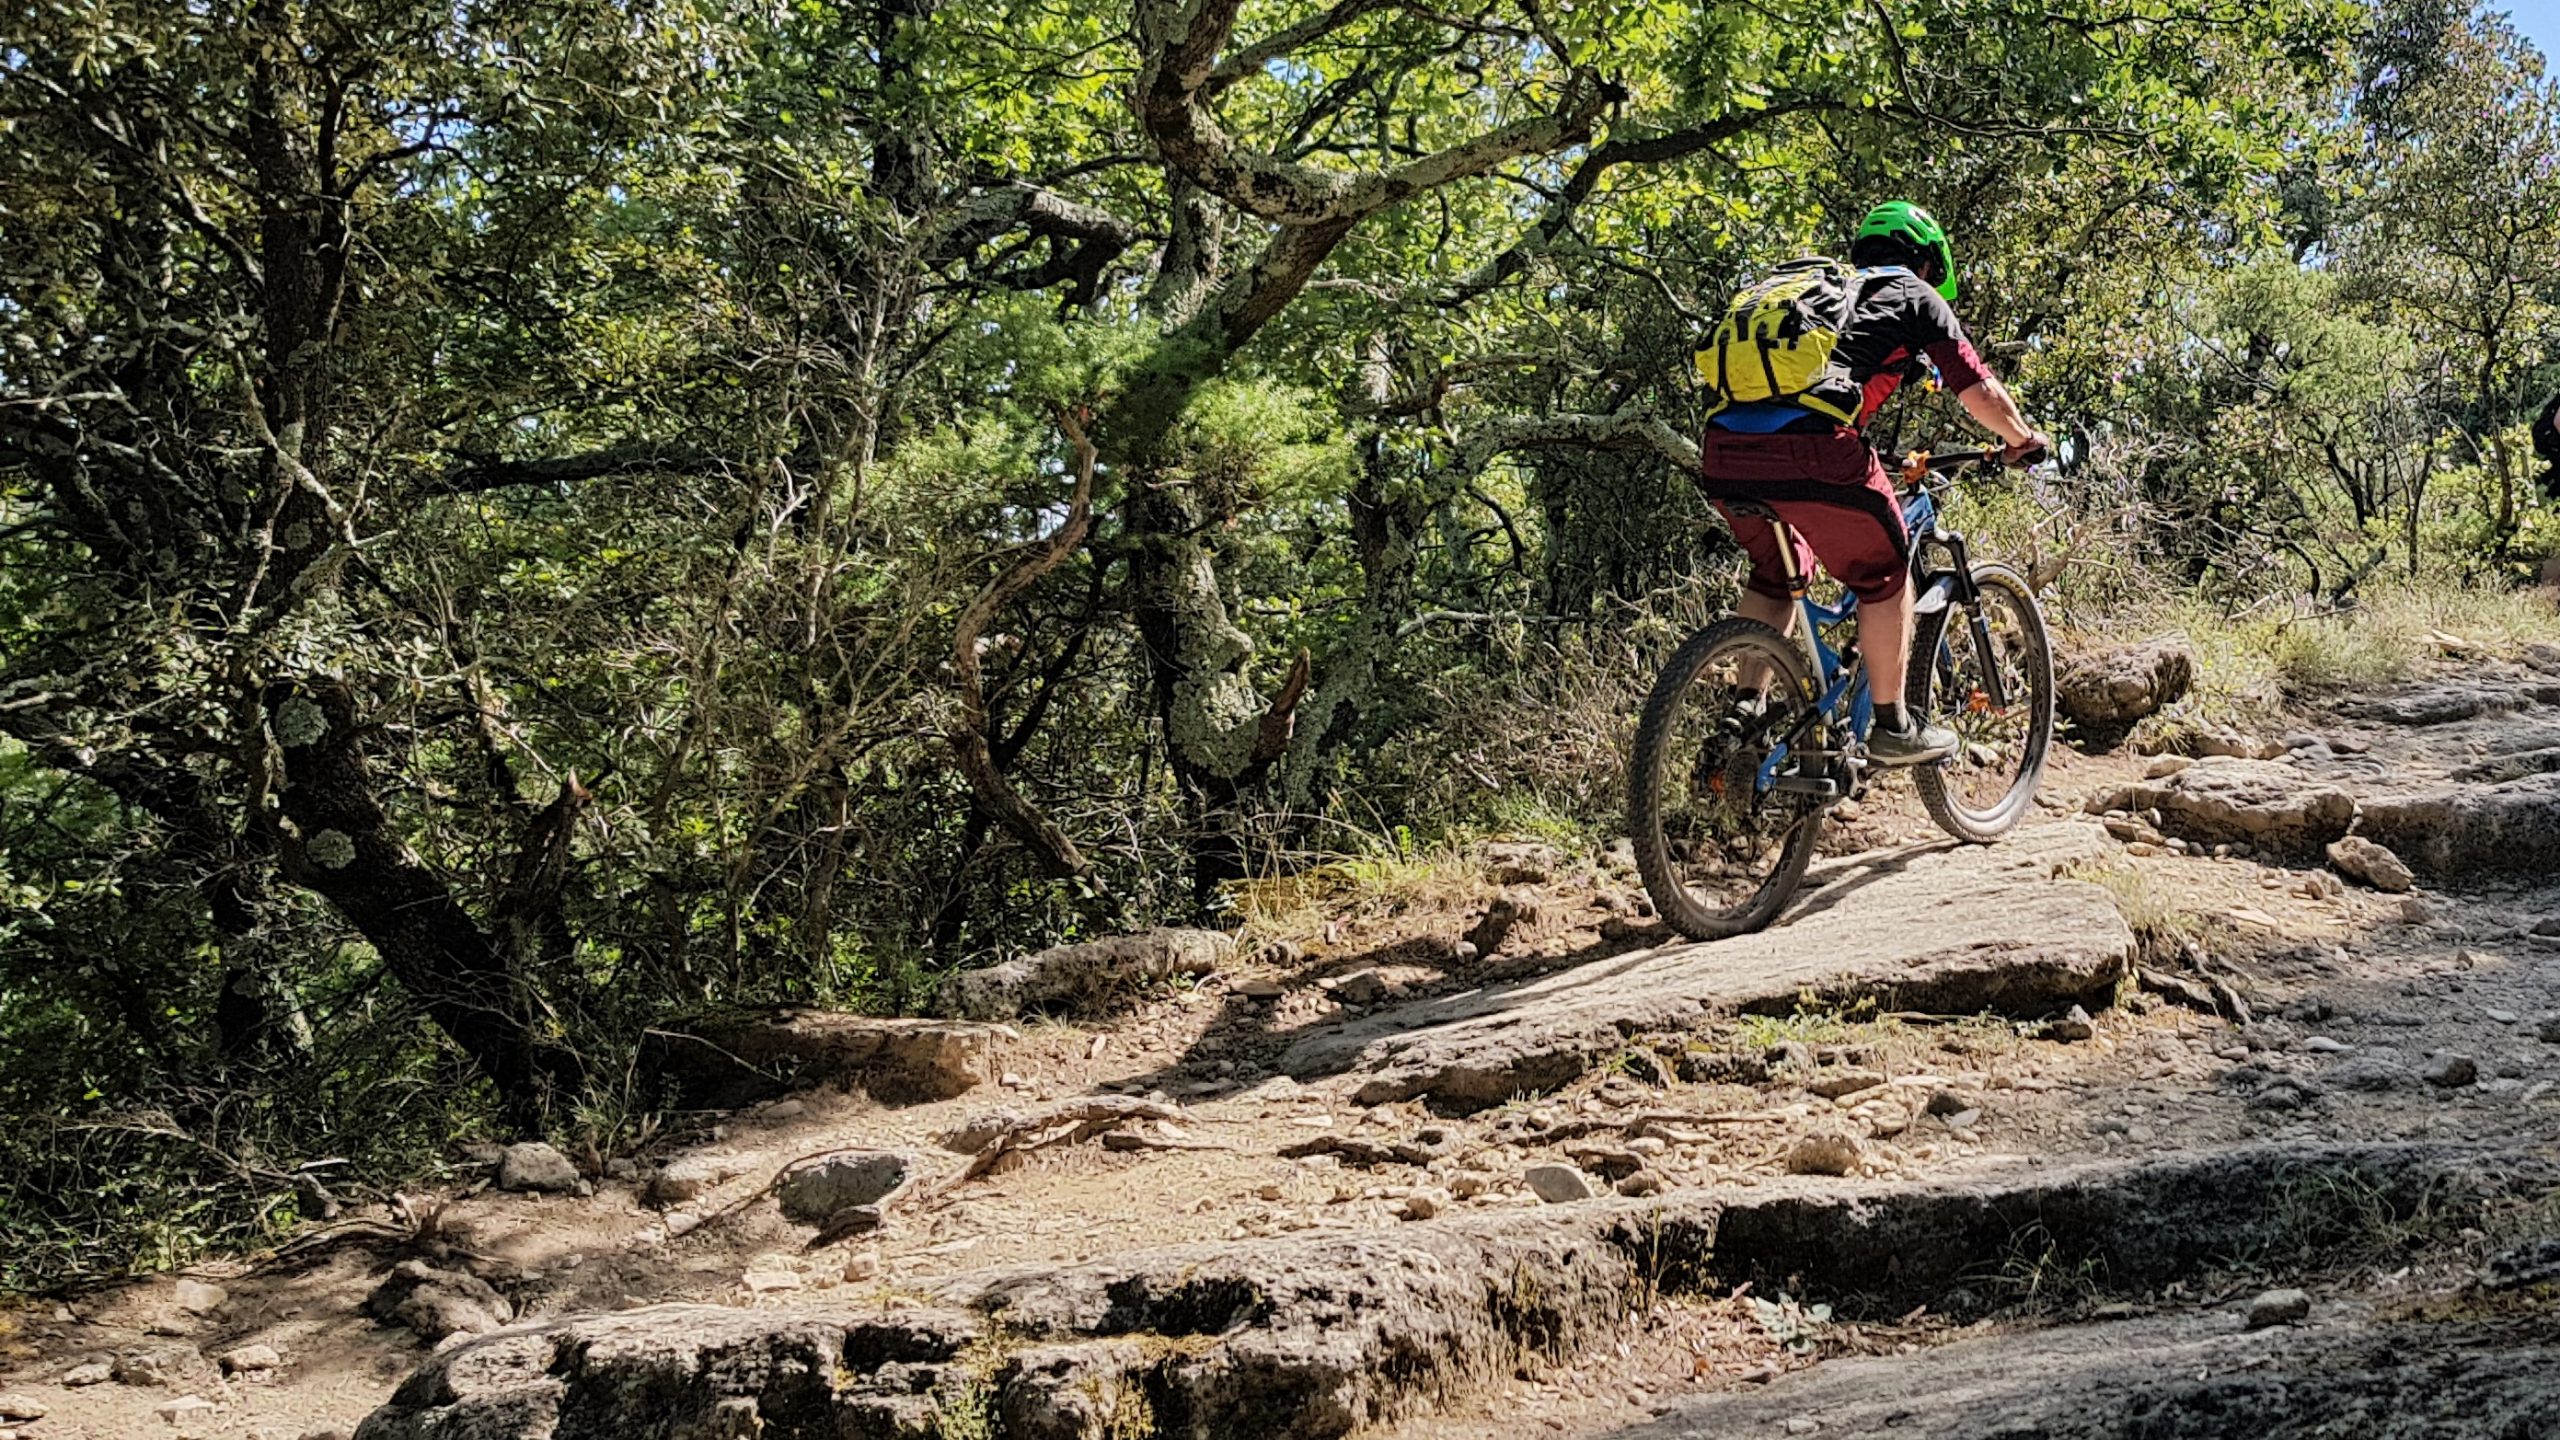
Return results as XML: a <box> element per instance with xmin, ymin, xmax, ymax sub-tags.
<box><xmin>1856</xmin><ymin>200</ymin><xmax>1957</xmax><ymax>303</ymax></box>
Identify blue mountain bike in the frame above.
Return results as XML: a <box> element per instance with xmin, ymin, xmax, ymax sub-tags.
<box><xmin>1629</xmin><ymin>446</ymin><xmax>2055</xmax><ymax>939</ymax></box>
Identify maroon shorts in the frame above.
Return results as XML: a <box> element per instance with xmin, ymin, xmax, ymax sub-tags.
<box><xmin>1696</xmin><ymin>428</ymin><xmax>1911</xmax><ymax>604</ymax></box>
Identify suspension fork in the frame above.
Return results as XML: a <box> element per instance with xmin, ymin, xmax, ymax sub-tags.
<box><xmin>1920</xmin><ymin>525</ymin><xmax>2010</xmax><ymax>712</ymax></box>
<box><xmin>1967</xmin><ymin>607</ymin><xmax>2010</xmax><ymax>710</ymax></box>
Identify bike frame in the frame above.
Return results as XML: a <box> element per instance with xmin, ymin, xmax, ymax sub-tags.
<box><xmin>1751</xmin><ymin>479</ymin><xmax>2005</xmax><ymax>797</ymax></box>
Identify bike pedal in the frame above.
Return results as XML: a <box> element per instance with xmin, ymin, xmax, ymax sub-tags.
<box><xmin>1768</xmin><ymin>776</ymin><xmax>1841</xmax><ymax>799</ymax></box>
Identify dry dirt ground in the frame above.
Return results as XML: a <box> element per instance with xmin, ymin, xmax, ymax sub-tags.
<box><xmin>4</xmin><ymin>667</ymin><xmax>2559</xmax><ymax>1440</ymax></box>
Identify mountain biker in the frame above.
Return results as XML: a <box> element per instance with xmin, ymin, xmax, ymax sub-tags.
<box><xmin>1697</xmin><ymin>201</ymin><xmax>2051</xmax><ymax>764</ymax></box>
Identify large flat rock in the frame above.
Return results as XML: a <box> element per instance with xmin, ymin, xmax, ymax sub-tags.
<box><xmin>2359</xmin><ymin>771</ymin><xmax>2560</xmax><ymax>880</ymax></box>
<box><xmin>1610</xmin><ymin>1310</ymin><xmax>2560</xmax><ymax>1439</ymax></box>
<box><xmin>2092</xmin><ymin>757</ymin><xmax>2358</xmax><ymax>856</ymax></box>
<box><xmin>637</xmin><ymin>1011</ymin><xmax>1012</xmax><ymax>1106</ymax></box>
<box><xmin>1280</xmin><ymin>825</ymin><xmax>2131</xmax><ymax>1108</ymax></box>
<box><xmin>354</xmin><ymin>1144</ymin><xmax>2545</xmax><ymax>1440</ymax></box>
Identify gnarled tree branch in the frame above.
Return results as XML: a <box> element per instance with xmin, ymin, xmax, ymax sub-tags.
<box><xmin>1460</xmin><ymin>408</ymin><xmax>1702</xmax><ymax>474</ymax></box>
<box><xmin>948</xmin><ymin>410</ymin><xmax>1108</xmax><ymax>899</ymax></box>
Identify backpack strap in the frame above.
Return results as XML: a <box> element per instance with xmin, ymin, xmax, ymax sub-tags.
<box><xmin>1831</xmin><ymin>258</ymin><xmax>1863</xmax><ymax>337</ymax></box>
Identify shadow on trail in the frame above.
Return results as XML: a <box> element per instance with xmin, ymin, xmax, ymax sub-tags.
<box><xmin>1108</xmin><ymin>836</ymin><xmax>1973</xmax><ymax>1105</ymax></box>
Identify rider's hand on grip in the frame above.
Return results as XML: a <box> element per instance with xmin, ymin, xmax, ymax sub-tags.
<box><xmin>2001</xmin><ymin>432</ymin><xmax>2052</xmax><ymax>469</ymax></box>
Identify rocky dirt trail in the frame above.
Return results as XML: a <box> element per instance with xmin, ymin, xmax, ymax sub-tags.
<box><xmin>5</xmin><ymin>660</ymin><xmax>2560</xmax><ymax>1439</ymax></box>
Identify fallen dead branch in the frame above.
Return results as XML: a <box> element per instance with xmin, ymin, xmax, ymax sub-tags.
<box><xmin>933</xmin><ymin>1096</ymin><xmax>1187</xmax><ymax>1192</ymax></box>
<box><xmin>1506</xmin><ymin>1108</ymin><xmax>1792</xmax><ymax>1147</ymax></box>
<box><xmin>1100</xmin><ymin>1127</ymin><xmax>1229</xmax><ymax>1154</ymax></box>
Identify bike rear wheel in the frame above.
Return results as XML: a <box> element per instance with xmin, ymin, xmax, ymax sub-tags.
<box><xmin>1908</xmin><ymin>563</ymin><xmax>2053</xmax><ymax>842</ymax></box>
<box><xmin>1630</xmin><ymin>617</ymin><xmax>1829</xmax><ymax>940</ymax></box>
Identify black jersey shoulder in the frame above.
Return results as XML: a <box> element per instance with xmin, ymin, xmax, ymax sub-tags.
<box><xmin>1837</xmin><ymin>267</ymin><xmax>1967</xmax><ymax>382</ymax></box>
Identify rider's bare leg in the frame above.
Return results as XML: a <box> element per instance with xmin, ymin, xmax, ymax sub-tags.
<box><xmin>1736</xmin><ymin>588</ymin><xmax>1795</xmax><ymax>637</ymax></box>
<box><xmin>1861</xmin><ymin>585</ymin><xmax>1954</xmax><ymax>762</ymax></box>
<box><xmin>1743</xmin><ymin>584</ymin><xmax>1914</xmax><ymax>711</ymax></box>
<box><xmin>1733</xmin><ymin>589</ymin><xmax>1794</xmax><ymax>698</ymax></box>
<box><xmin>1864</xmin><ymin>585</ymin><xmax>1913</xmax><ymax>710</ymax></box>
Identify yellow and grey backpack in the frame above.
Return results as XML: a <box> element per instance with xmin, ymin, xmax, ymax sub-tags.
<box><xmin>1697</xmin><ymin>256</ymin><xmax>1868</xmax><ymax>425</ymax></box>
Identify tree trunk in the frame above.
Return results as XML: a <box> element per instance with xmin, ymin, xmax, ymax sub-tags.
<box><xmin>265</xmin><ymin>677</ymin><xmax>582</xmax><ymax>1124</ymax></box>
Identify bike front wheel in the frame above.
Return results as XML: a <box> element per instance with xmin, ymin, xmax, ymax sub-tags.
<box><xmin>1908</xmin><ymin>563</ymin><xmax>2054</xmax><ymax>842</ymax></box>
<box><xmin>1629</xmin><ymin>617</ymin><xmax>1829</xmax><ymax>940</ymax></box>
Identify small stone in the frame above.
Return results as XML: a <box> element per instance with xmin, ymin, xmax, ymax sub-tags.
<box><xmin>1523</xmin><ymin>1163</ymin><xmax>1596</xmax><ymax>1203</ymax></box>
<box><xmin>2326</xmin><ymin>835</ymin><xmax>2414</xmax><ymax>893</ymax></box>
<box><xmin>2041</xmin><ymin>1005</ymin><xmax>2097</xmax><ymax>1042</ymax></box>
<box><xmin>2422</xmin><ymin>1054</ymin><xmax>2478</xmax><ymax>1089</ymax></box>
<box><xmin>169</xmin><ymin>1279</ymin><xmax>228</xmax><ymax>1315</ymax></box>
<box><xmin>1785</xmin><ymin>1132</ymin><xmax>1863</xmax><ymax>1177</ymax></box>
<box><xmin>664</xmin><ymin>1211</ymin><xmax>703</xmax><ymax>1237</ymax></box>
<box><xmin>1237</xmin><ymin>979</ymin><xmax>1285</xmax><ymax>1001</ymax></box>
<box><xmin>2245</xmin><ymin>1288</ymin><xmax>2311</xmax><ymax>1329</ymax></box>
<box><xmin>157</xmin><ymin>1395</ymin><xmax>218</xmax><ymax>1423</ymax></box>
<box><xmin>1332</xmin><ymin>969</ymin><xmax>1393</xmax><ymax>1006</ymax></box>
<box><xmin>775</xmin><ymin>1150</ymin><xmax>914</xmax><ymax>1225</ymax></box>
<box><xmin>111</xmin><ymin>1342</ymin><xmax>209</xmax><ymax>1388</ymax></box>
<box><xmin>2329</xmin><ymin>1058</ymin><xmax>2410</xmax><ymax>1092</ymax></box>
<box><xmin>1448</xmin><ymin>1172</ymin><xmax>1494</xmax><ymax>1199</ymax></box>
<box><xmin>1805</xmin><ymin>1068</ymin><xmax>1887</xmax><ymax>1099</ymax></box>
<box><xmin>646</xmin><ymin>1156</ymin><xmax>732</xmax><ymax>1205</ymax></box>
<box><xmin>1923</xmin><ymin>1089</ymin><xmax>1973</xmax><ymax>1118</ymax></box>
<box><xmin>604</xmin><ymin>1158</ymin><xmax>637</xmax><ymax>1180</ymax></box>
<box><xmin>1398</xmin><ymin>1189</ymin><xmax>1449</xmax><ymax>1221</ymax></box>
<box><xmin>218</xmin><ymin>1345</ymin><xmax>282</xmax><ymax>1375</ymax></box>
<box><xmin>741</xmin><ymin>1255</ymin><xmax>804</xmax><ymax>1293</ymax></box>
<box><xmin>1615</xmin><ymin>1170</ymin><xmax>1666</xmax><ymax>1197</ymax></box>
<box><xmin>1785</xmin><ymin>1416</ymin><xmax>1820</xmax><ymax>1435</ymax></box>
<box><xmin>59</xmin><ymin>1361</ymin><xmax>112</xmax><ymax>1388</ymax></box>
<box><xmin>0</xmin><ymin>1396</ymin><xmax>42</xmax><ymax>1423</ymax></box>
<box><xmin>2145</xmin><ymin>755</ymin><xmax>2193</xmax><ymax>779</ymax></box>
<box><xmin>495</xmin><ymin>1141</ymin><xmax>581</xmax><ymax>1194</ymax></box>
<box><xmin>842</xmin><ymin>1250</ymin><xmax>880</xmax><ymax>1283</ymax></box>
<box><xmin>2249</xmin><ymin>1079</ymin><xmax>2319</xmax><ymax>1112</ymax></box>
<box><xmin>2302</xmin><ymin>1036</ymin><xmax>2350</xmax><ymax>1053</ymax></box>
<box><xmin>762</xmin><ymin>1099</ymin><xmax>807</xmax><ymax>1120</ymax></box>
<box><xmin>1567</xmin><ymin>1147</ymin><xmax>1647</xmax><ymax>1181</ymax></box>
<box><xmin>2536</xmin><ymin>1015</ymin><xmax>2560</xmax><ymax>1043</ymax></box>
<box><xmin>2124</xmin><ymin>841</ymin><xmax>2161</xmax><ymax>857</ymax></box>
<box><xmin>2488</xmin><ymin>1009</ymin><xmax>2520</xmax><ymax>1025</ymax></box>
<box><xmin>2398</xmin><ymin>896</ymin><xmax>2434</xmax><ymax>926</ymax></box>
<box><xmin>1484</xmin><ymin>841</ymin><xmax>1562</xmax><ymax>884</ymax></box>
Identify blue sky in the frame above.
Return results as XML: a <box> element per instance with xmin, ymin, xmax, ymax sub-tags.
<box><xmin>2500</xmin><ymin>0</ymin><xmax>2560</xmax><ymax>66</ymax></box>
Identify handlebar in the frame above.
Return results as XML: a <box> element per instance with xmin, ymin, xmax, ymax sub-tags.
<box><xmin>1898</xmin><ymin>442</ymin><xmax>2044</xmax><ymax>485</ymax></box>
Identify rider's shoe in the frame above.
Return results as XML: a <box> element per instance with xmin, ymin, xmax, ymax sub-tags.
<box><xmin>1868</xmin><ymin>717</ymin><xmax>1957</xmax><ymax>766</ymax></box>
